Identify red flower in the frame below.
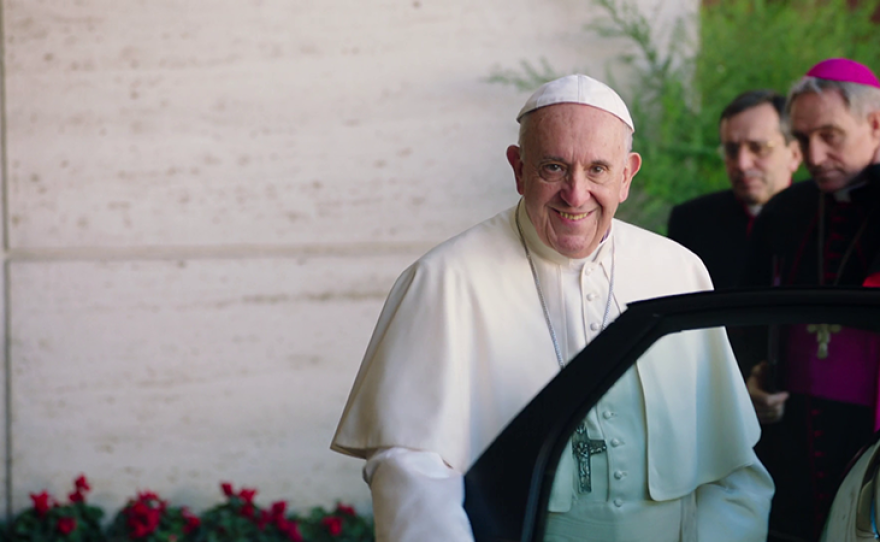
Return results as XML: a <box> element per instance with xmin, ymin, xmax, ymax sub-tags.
<box><xmin>131</xmin><ymin>523</ymin><xmax>151</xmax><ymax>538</ymax></box>
<box><xmin>129</xmin><ymin>500</ymin><xmax>149</xmax><ymax>517</ymax></box>
<box><xmin>321</xmin><ymin>516</ymin><xmax>343</xmax><ymax>536</ymax></box>
<box><xmin>240</xmin><ymin>502</ymin><xmax>255</xmax><ymax>519</ymax></box>
<box><xmin>336</xmin><ymin>503</ymin><xmax>356</xmax><ymax>517</ymax></box>
<box><xmin>68</xmin><ymin>490</ymin><xmax>84</xmax><ymax>503</ymax></box>
<box><xmin>136</xmin><ymin>491</ymin><xmax>159</xmax><ymax>502</ymax></box>
<box><xmin>30</xmin><ymin>491</ymin><xmax>52</xmax><ymax>517</ymax></box>
<box><xmin>239</xmin><ymin>488</ymin><xmax>257</xmax><ymax>504</ymax></box>
<box><xmin>270</xmin><ymin>500</ymin><xmax>287</xmax><ymax>518</ymax></box>
<box><xmin>286</xmin><ymin>520</ymin><xmax>304</xmax><ymax>542</ymax></box>
<box><xmin>73</xmin><ymin>475</ymin><xmax>90</xmax><ymax>493</ymax></box>
<box><xmin>182</xmin><ymin>507</ymin><xmax>201</xmax><ymax>534</ymax></box>
<box><xmin>221</xmin><ymin>482</ymin><xmax>235</xmax><ymax>497</ymax></box>
<box><xmin>256</xmin><ymin>509</ymin><xmax>271</xmax><ymax>530</ymax></box>
<box><xmin>184</xmin><ymin>517</ymin><xmax>201</xmax><ymax>534</ymax></box>
<box><xmin>126</xmin><ymin>497</ymin><xmax>162</xmax><ymax>538</ymax></box>
<box><xmin>57</xmin><ymin>517</ymin><xmax>77</xmax><ymax>535</ymax></box>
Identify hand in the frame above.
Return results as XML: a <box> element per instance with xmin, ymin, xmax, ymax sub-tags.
<box><xmin>747</xmin><ymin>361</ymin><xmax>789</xmax><ymax>424</ymax></box>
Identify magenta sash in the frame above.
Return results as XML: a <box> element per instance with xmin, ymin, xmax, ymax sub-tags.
<box><xmin>784</xmin><ymin>325</ymin><xmax>880</xmax><ymax>429</ymax></box>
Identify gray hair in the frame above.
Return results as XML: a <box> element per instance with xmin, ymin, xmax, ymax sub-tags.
<box><xmin>787</xmin><ymin>77</ymin><xmax>880</xmax><ymax>120</ymax></box>
<box><xmin>517</xmin><ymin>111</ymin><xmax>634</xmax><ymax>154</ymax></box>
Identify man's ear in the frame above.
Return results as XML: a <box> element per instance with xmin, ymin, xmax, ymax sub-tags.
<box><xmin>868</xmin><ymin>109</ymin><xmax>880</xmax><ymax>129</ymax></box>
<box><xmin>619</xmin><ymin>152</ymin><xmax>642</xmax><ymax>203</ymax></box>
<box><xmin>868</xmin><ymin>109</ymin><xmax>880</xmax><ymax>138</ymax></box>
<box><xmin>868</xmin><ymin>111</ymin><xmax>880</xmax><ymax>165</ymax></box>
<box><xmin>506</xmin><ymin>145</ymin><xmax>525</xmax><ymax>195</ymax></box>
<box><xmin>787</xmin><ymin>139</ymin><xmax>803</xmax><ymax>173</ymax></box>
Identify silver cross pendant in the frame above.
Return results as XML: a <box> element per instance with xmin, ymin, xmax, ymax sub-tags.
<box><xmin>572</xmin><ymin>425</ymin><xmax>606</xmax><ymax>493</ymax></box>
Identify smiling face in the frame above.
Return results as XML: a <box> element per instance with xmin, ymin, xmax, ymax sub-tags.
<box><xmin>719</xmin><ymin>103</ymin><xmax>801</xmax><ymax>205</ymax></box>
<box><xmin>507</xmin><ymin>103</ymin><xmax>641</xmax><ymax>259</ymax></box>
<box><xmin>789</xmin><ymin>90</ymin><xmax>880</xmax><ymax>193</ymax></box>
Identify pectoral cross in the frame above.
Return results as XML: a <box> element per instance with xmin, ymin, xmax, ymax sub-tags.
<box><xmin>807</xmin><ymin>323</ymin><xmax>842</xmax><ymax>359</ymax></box>
<box><xmin>572</xmin><ymin>424</ymin><xmax>606</xmax><ymax>493</ymax></box>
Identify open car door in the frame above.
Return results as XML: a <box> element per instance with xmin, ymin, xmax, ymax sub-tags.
<box><xmin>464</xmin><ymin>288</ymin><xmax>880</xmax><ymax>542</ymax></box>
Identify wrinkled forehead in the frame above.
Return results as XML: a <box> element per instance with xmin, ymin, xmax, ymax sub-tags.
<box><xmin>719</xmin><ymin>103</ymin><xmax>786</xmax><ymax>139</ymax></box>
<box><xmin>789</xmin><ymin>89</ymin><xmax>860</xmax><ymax>129</ymax></box>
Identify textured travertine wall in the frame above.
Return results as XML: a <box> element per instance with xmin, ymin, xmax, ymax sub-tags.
<box><xmin>1</xmin><ymin>0</ymin><xmax>695</xmax><ymax>516</ymax></box>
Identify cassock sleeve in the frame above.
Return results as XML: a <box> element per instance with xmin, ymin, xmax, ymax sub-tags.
<box><xmin>694</xmin><ymin>450</ymin><xmax>774</xmax><ymax>542</ymax></box>
<box><xmin>365</xmin><ymin>447</ymin><xmax>475</xmax><ymax>542</ymax></box>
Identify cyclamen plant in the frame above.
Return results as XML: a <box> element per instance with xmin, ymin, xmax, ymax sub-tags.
<box><xmin>299</xmin><ymin>504</ymin><xmax>373</xmax><ymax>542</ymax></box>
<box><xmin>194</xmin><ymin>483</ymin><xmax>303</xmax><ymax>542</ymax></box>
<box><xmin>6</xmin><ymin>477</ymin><xmax>373</xmax><ymax>542</ymax></box>
<box><xmin>11</xmin><ymin>475</ymin><xmax>105</xmax><ymax>542</ymax></box>
<box><xmin>106</xmin><ymin>490</ymin><xmax>200</xmax><ymax>542</ymax></box>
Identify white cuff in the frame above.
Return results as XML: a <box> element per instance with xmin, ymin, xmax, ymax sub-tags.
<box><xmin>365</xmin><ymin>447</ymin><xmax>475</xmax><ymax>542</ymax></box>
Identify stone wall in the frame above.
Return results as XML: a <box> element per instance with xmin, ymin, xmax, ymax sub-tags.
<box><xmin>0</xmin><ymin>0</ymin><xmax>694</xmax><ymax>516</ymax></box>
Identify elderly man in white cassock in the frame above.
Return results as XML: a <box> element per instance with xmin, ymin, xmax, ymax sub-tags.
<box><xmin>331</xmin><ymin>75</ymin><xmax>773</xmax><ymax>541</ymax></box>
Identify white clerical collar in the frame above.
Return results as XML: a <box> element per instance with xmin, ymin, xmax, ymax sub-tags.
<box><xmin>515</xmin><ymin>200</ymin><xmax>613</xmax><ymax>270</ymax></box>
<box><xmin>747</xmin><ymin>203</ymin><xmax>762</xmax><ymax>217</ymax></box>
<box><xmin>833</xmin><ymin>180</ymin><xmax>867</xmax><ymax>202</ymax></box>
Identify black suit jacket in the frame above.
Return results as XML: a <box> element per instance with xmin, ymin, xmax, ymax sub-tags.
<box><xmin>667</xmin><ymin>189</ymin><xmax>752</xmax><ymax>290</ymax></box>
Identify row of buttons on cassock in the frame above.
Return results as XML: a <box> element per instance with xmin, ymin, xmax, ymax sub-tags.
<box><xmin>603</xmin><ymin>410</ymin><xmax>628</xmax><ymax>507</ymax></box>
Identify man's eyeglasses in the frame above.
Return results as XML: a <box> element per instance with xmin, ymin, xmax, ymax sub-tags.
<box><xmin>717</xmin><ymin>140</ymin><xmax>777</xmax><ymax>160</ymax></box>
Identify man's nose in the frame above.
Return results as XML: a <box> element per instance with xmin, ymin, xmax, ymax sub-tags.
<box><xmin>560</xmin><ymin>168</ymin><xmax>592</xmax><ymax>207</ymax></box>
<box><xmin>734</xmin><ymin>145</ymin><xmax>756</xmax><ymax>170</ymax></box>
<box><xmin>804</xmin><ymin>138</ymin><xmax>827</xmax><ymax>167</ymax></box>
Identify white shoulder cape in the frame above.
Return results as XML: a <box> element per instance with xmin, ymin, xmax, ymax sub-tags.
<box><xmin>331</xmin><ymin>205</ymin><xmax>760</xmax><ymax>501</ymax></box>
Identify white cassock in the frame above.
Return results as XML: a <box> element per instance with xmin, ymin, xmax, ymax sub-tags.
<box><xmin>332</xmin><ymin>203</ymin><xmax>773</xmax><ymax>541</ymax></box>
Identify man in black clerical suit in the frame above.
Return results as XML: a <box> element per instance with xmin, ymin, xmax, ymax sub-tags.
<box><xmin>742</xmin><ymin>58</ymin><xmax>880</xmax><ymax>542</ymax></box>
<box><xmin>668</xmin><ymin>90</ymin><xmax>801</xmax><ymax>289</ymax></box>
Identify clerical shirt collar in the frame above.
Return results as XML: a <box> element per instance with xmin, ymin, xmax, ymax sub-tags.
<box><xmin>833</xmin><ymin>180</ymin><xmax>867</xmax><ymax>202</ymax></box>
<box><xmin>515</xmin><ymin>201</ymin><xmax>613</xmax><ymax>270</ymax></box>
